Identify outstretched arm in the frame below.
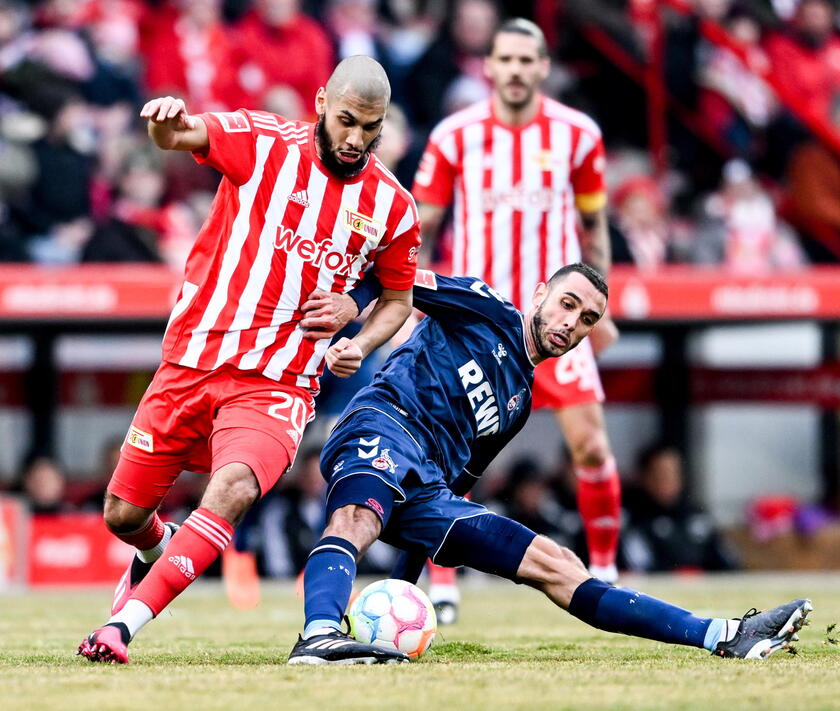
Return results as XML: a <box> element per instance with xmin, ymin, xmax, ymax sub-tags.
<box><xmin>325</xmin><ymin>287</ymin><xmax>412</xmax><ymax>378</ymax></box>
<box><xmin>141</xmin><ymin>96</ymin><xmax>209</xmax><ymax>152</ymax></box>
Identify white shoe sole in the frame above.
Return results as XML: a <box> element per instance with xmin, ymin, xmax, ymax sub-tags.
<box><xmin>744</xmin><ymin>599</ymin><xmax>813</xmax><ymax>659</ymax></box>
<box><xmin>287</xmin><ymin>655</ymin><xmax>406</xmax><ymax>666</ymax></box>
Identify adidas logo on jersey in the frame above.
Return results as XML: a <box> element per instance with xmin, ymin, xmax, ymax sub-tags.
<box><xmin>288</xmin><ymin>190</ymin><xmax>310</xmax><ymax>207</ymax></box>
<box><xmin>168</xmin><ymin>555</ymin><xmax>196</xmax><ymax>580</ymax></box>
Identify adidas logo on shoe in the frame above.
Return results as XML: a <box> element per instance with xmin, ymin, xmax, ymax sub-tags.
<box><xmin>168</xmin><ymin>555</ymin><xmax>196</xmax><ymax>580</ymax></box>
<box><xmin>288</xmin><ymin>190</ymin><xmax>310</xmax><ymax>207</ymax></box>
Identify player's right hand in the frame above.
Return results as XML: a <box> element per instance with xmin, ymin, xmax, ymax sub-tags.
<box><xmin>140</xmin><ymin>96</ymin><xmax>196</xmax><ymax>130</ymax></box>
<box><xmin>325</xmin><ymin>337</ymin><xmax>363</xmax><ymax>378</ymax></box>
<box><xmin>300</xmin><ymin>290</ymin><xmax>359</xmax><ymax>340</ymax></box>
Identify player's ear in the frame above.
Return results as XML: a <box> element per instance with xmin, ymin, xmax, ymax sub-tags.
<box><xmin>532</xmin><ymin>282</ymin><xmax>547</xmax><ymax>308</ymax></box>
<box><xmin>483</xmin><ymin>55</ymin><xmax>493</xmax><ymax>81</ymax></box>
<box><xmin>315</xmin><ymin>87</ymin><xmax>327</xmax><ymax>117</ymax></box>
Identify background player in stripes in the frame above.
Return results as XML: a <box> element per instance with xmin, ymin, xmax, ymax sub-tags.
<box><xmin>78</xmin><ymin>56</ymin><xmax>420</xmax><ymax>664</ymax></box>
<box><xmin>412</xmin><ymin>19</ymin><xmax>622</xmax><ymax>617</ymax></box>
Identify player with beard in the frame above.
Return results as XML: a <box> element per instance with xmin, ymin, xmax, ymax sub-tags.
<box><xmin>287</xmin><ymin>263</ymin><xmax>811</xmax><ymax>665</ymax></box>
<box><xmin>412</xmin><ymin>18</ymin><xmax>622</xmax><ymax>620</ymax></box>
<box><xmin>78</xmin><ymin>56</ymin><xmax>421</xmax><ymax>664</ymax></box>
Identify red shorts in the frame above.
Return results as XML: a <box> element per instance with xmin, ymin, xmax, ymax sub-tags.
<box><xmin>109</xmin><ymin>361</ymin><xmax>315</xmax><ymax>509</ymax></box>
<box><xmin>531</xmin><ymin>338</ymin><xmax>605</xmax><ymax>411</ymax></box>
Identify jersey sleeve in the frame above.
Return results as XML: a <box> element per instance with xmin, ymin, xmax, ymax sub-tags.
<box><xmin>410</xmin><ymin>272</ymin><xmax>521</xmax><ymax>328</ymax></box>
<box><xmin>571</xmin><ymin>129</ymin><xmax>607</xmax><ymax>214</ymax></box>
<box><xmin>346</xmin><ymin>270</ymin><xmax>383</xmax><ymax>313</ymax></box>
<box><xmin>370</xmin><ymin>201</ymin><xmax>421</xmax><ymax>290</ymax></box>
<box><xmin>411</xmin><ymin>138</ymin><xmax>456</xmax><ymax>207</ymax></box>
<box><xmin>192</xmin><ymin>110</ymin><xmax>258</xmax><ymax>186</ymax></box>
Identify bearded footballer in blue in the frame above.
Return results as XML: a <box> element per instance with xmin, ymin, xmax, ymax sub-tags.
<box><xmin>288</xmin><ymin>263</ymin><xmax>811</xmax><ymax>665</ymax></box>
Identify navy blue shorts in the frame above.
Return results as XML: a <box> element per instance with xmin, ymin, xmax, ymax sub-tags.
<box><xmin>321</xmin><ymin>407</ymin><xmax>537</xmax><ymax>580</ymax></box>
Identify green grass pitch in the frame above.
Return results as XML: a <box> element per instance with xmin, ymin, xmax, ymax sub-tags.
<box><xmin>1</xmin><ymin>573</ymin><xmax>839</xmax><ymax>711</ymax></box>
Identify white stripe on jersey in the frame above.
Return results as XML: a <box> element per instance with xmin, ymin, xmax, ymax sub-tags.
<box><xmin>180</xmin><ymin>134</ymin><xmax>275</xmax><ymax>368</ymax></box>
<box><xmin>214</xmin><ymin>145</ymin><xmax>302</xmax><ymax>368</ymax></box>
<box><xmin>239</xmin><ymin>167</ymin><xmax>331</xmax><ymax>371</ymax></box>
<box><xmin>519</xmin><ymin>124</ymin><xmax>543</xmax><ymax>308</ymax></box>
<box><xmin>366</xmin><ymin>180</ymin><xmax>396</xmax><ymax>251</ymax></box>
<box><xmin>462</xmin><ymin>122</ymin><xmax>485</xmax><ymax>280</ymax></box>
<box><xmin>490</xmin><ymin>125</ymin><xmax>513</xmax><ymax>298</ymax></box>
<box><xmin>548</xmin><ymin>121</ymin><xmax>571</xmax><ymax>275</ymax></box>
<box><xmin>438</xmin><ymin>132</ymin><xmax>458</xmax><ymax>166</ymax></box>
<box><xmin>165</xmin><ymin>281</ymin><xmax>198</xmax><ymax>335</ymax></box>
<box><xmin>573</xmin><ymin>129</ymin><xmax>596</xmax><ymax>169</ymax></box>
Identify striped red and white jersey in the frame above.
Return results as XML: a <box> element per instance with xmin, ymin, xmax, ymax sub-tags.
<box><xmin>161</xmin><ymin>109</ymin><xmax>420</xmax><ymax>391</ymax></box>
<box><xmin>412</xmin><ymin>96</ymin><xmax>606</xmax><ymax>310</ymax></box>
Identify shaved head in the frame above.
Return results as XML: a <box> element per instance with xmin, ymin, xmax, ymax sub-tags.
<box><xmin>325</xmin><ymin>55</ymin><xmax>391</xmax><ymax>107</ymax></box>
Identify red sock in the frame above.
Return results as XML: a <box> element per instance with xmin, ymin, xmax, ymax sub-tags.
<box><xmin>575</xmin><ymin>456</ymin><xmax>621</xmax><ymax>568</ymax></box>
<box><xmin>115</xmin><ymin>513</ymin><xmax>165</xmax><ymax>550</ymax></box>
<box><xmin>427</xmin><ymin>561</ymin><xmax>457</xmax><ymax>586</ymax></box>
<box><xmin>132</xmin><ymin>507</ymin><xmax>233</xmax><ymax>616</ymax></box>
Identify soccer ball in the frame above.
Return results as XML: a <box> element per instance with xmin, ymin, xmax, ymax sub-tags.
<box><xmin>348</xmin><ymin>579</ymin><xmax>437</xmax><ymax>660</ymax></box>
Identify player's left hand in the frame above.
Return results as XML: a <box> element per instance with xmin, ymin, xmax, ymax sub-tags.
<box><xmin>300</xmin><ymin>290</ymin><xmax>359</xmax><ymax>340</ymax></box>
<box><xmin>325</xmin><ymin>337</ymin><xmax>363</xmax><ymax>378</ymax></box>
<box><xmin>589</xmin><ymin>312</ymin><xmax>619</xmax><ymax>356</ymax></box>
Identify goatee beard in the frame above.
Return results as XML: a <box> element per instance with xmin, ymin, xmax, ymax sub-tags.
<box><xmin>530</xmin><ymin>305</ymin><xmax>555</xmax><ymax>360</ymax></box>
<box><xmin>315</xmin><ymin>116</ymin><xmax>380</xmax><ymax>179</ymax></box>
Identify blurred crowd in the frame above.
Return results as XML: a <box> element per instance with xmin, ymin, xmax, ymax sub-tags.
<box><xmin>0</xmin><ymin>0</ymin><xmax>839</xmax><ymax>268</ymax></box>
<box><xmin>5</xmin><ymin>435</ymin><xmax>744</xmax><ymax>576</ymax></box>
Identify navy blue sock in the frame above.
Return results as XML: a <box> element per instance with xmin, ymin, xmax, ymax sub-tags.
<box><xmin>568</xmin><ymin>578</ymin><xmax>712</xmax><ymax>648</ymax></box>
<box><xmin>303</xmin><ymin>536</ymin><xmax>358</xmax><ymax>637</ymax></box>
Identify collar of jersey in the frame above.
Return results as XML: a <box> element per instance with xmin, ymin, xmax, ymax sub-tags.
<box><xmin>306</xmin><ymin>123</ymin><xmax>376</xmax><ymax>184</ymax></box>
<box><xmin>518</xmin><ymin>312</ymin><xmax>538</xmax><ymax>368</ymax></box>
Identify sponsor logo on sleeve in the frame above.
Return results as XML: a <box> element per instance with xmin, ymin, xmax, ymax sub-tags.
<box><xmin>365</xmin><ymin>498</ymin><xmax>385</xmax><ymax>516</ymax></box>
<box><xmin>212</xmin><ymin>112</ymin><xmax>250</xmax><ymax>133</ymax></box>
<box><xmin>126</xmin><ymin>425</ymin><xmax>154</xmax><ymax>453</ymax></box>
<box><xmin>414</xmin><ymin>270</ymin><xmax>438</xmax><ymax>289</ymax></box>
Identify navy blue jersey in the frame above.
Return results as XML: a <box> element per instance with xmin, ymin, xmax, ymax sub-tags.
<box><xmin>337</xmin><ymin>270</ymin><xmax>536</xmax><ymax>492</ymax></box>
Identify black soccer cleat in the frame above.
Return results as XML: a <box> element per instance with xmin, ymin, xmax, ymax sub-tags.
<box><xmin>287</xmin><ymin>630</ymin><xmax>410</xmax><ymax>666</ymax></box>
<box><xmin>713</xmin><ymin>598</ymin><xmax>813</xmax><ymax>659</ymax></box>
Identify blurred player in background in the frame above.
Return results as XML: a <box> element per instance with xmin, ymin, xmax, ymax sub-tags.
<box><xmin>413</xmin><ymin>18</ymin><xmax>621</xmax><ymax>619</ymax></box>
<box><xmin>78</xmin><ymin>55</ymin><xmax>420</xmax><ymax>664</ymax></box>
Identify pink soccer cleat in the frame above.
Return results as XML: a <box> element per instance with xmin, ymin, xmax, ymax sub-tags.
<box><xmin>77</xmin><ymin>625</ymin><xmax>130</xmax><ymax>664</ymax></box>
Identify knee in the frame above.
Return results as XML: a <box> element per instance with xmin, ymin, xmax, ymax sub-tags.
<box><xmin>569</xmin><ymin>433</ymin><xmax>612</xmax><ymax>469</ymax></box>
<box><xmin>323</xmin><ymin>505</ymin><xmax>381</xmax><ymax>554</ymax></box>
<box><xmin>521</xmin><ymin>536</ymin><xmax>587</xmax><ymax>587</ymax></box>
<box><xmin>103</xmin><ymin>493</ymin><xmax>152</xmax><ymax>533</ymax></box>
<box><xmin>207</xmin><ymin>464</ymin><xmax>261</xmax><ymax>514</ymax></box>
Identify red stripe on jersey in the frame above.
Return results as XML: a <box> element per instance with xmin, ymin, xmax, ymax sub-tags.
<box><xmin>481</xmin><ymin>120</ymin><xmax>494</xmax><ymax>285</ymax></box>
<box><xmin>453</xmin><ymin>127</ymin><xmax>466</xmax><ymax>276</ymax></box>
<box><xmin>510</xmin><ymin>126</ymin><xmax>523</xmax><ymax>309</ymax></box>
<box><xmin>282</xmin><ymin>176</ymin><xmax>346</xmax><ymax>380</ymax></box>
<box><xmin>538</xmin><ymin>116</ymin><xmax>551</xmax><ymax>288</ymax></box>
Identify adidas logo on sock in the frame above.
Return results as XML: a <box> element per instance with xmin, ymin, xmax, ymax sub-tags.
<box><xmin>168</xmin><ymin>555</ymin><xmax>196</xmax><ymax>580</ymax></box>
<box><xmin>288</xmin><ymin>190</ymin><xmax>310</xmax><ymax>207</ymax></box>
